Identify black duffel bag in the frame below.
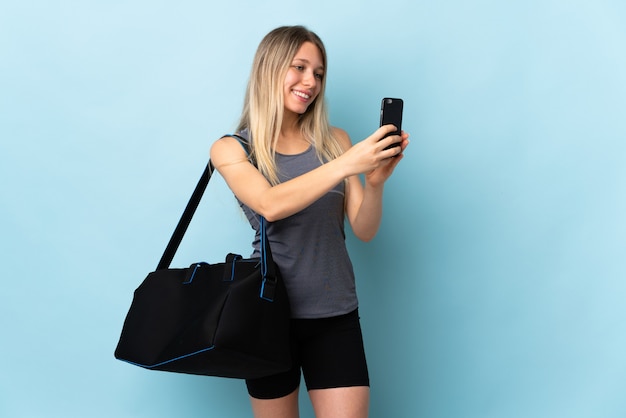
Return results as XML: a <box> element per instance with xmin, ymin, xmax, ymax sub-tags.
<box><xmin>114</xmin><ymin>158</ymin><xmax>291</xmax><ymax>379</ymax></box>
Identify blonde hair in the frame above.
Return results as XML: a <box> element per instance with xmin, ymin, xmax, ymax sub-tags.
<box><xmin>237</xmin><ymin>25</ymin><xmax>344</xmax><ymax>185</ymax></box>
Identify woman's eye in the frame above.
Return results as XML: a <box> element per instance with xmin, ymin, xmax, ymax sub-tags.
<box><xmin>315</xmin><ymin>73</ymin><xmax>324</xmax><ymax>80</ymax></box>
<box><xmin>293</xmin><ymin>65</ymin><xmax>304</xmax><ymax>71</ymax></box>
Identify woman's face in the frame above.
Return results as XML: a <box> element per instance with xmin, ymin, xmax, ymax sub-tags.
<box><xmin>283</xmin><ymin>41</ymin><xmax>324</xmax><ymax>115</ymax></box>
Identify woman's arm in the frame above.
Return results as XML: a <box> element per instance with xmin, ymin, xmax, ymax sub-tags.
<box><xmin>338</xmin><ymin>128</ymin><xmax>409</xmax><ymax>242</ymax></box>
<box><xmin>211</xmin><ymin>136</ymin><xmax>346</xmax><ymax>221</ymax></box>
<box><xmin>210</xmin><ymin>125</ymin><xmax>405</xmax><ymax>222</ymax></box>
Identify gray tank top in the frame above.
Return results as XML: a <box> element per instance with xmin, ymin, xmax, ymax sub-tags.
<box><xmin>235</xmin><ymin>131</ymin><xmax>358</xmax><ymax>319</ymax></box>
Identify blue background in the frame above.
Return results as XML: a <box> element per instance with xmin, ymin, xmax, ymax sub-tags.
<box><xmin>1</xmin><ymin>1</ymin><xmax>625</xmax><ymax>417</ymax></box>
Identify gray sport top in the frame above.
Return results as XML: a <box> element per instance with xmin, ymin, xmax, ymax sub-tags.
<box><xmin>235</xmin><ymin>131</ymin><xmax>358</xmax><ymax>319</ymax></box>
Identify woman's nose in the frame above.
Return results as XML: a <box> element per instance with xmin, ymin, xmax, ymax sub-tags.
<box><xmin>302</xmin><ymin>70</ymin><xmax>316</xmax><ymax>87</ymax></box>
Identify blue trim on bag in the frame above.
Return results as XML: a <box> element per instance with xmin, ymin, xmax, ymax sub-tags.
<box><xmin>183</xmin><ymin>263</ymin><xmax>202</xmax><ymax>284</ymax></box>
<box><xmin>258</xmin><ymin>216</ymin><xmax>276</xmax><ymax>302</ymax></box>
<box><xmin>226</xmin><ymin>254</ymin><xmax>242</xmax><ymax>282</ymax></box>
<box><xmin>260</xmin><ymin>217</ymin><xmax>268</xmax><ymax>279</ymax></box>
<box><xmin>120</xmin><ymin>346</ymin><xmax>216</xmax><ymax>369</ymax></box>
<box><xmin>260</xmin><ymin>278</ymin><xmax>274</xmax><ymax>302</ymax></box>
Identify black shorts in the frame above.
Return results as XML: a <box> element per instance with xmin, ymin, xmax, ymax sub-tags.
<box><xmin>246</xmin><ymin>309</ymin><xmax>370</xmax><ymax>399</ymax></box>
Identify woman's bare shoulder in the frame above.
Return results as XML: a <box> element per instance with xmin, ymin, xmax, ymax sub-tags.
<box><xmin>210</xmin><ymin>135</ymin><xmax>248</xmax><ymax>167</ymax></box>
<box><xmin>331</xmin><ymin>126</ymin><xmax>352</xmax><ymax>150</ymax></box>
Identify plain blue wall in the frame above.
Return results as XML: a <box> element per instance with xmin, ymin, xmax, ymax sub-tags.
<box><xmin>1</xmin><ymin>1</ymin><xmax>625</xmax><ymax>417</ymax></box>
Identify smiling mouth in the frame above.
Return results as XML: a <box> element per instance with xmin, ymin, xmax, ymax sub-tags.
<box><xmin>292</xmin><ymin>90</ymin><xmax>311</xmax><ymax>100</ymax></box>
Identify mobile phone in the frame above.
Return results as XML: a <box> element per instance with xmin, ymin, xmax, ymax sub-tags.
<box><xmin>379</xmin><ymin>97</ymin><xmax>403</xmax><ymax>148</ymax></box>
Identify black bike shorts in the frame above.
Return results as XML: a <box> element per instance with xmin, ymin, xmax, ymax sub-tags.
<box><xmin>246</xmin><ymin>309</ymin><xmax>370</xmax><ymax>399</ymax></box>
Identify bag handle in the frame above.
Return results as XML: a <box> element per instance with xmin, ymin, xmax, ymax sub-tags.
<box><xmin>156</xmin><ymin>135</ymin><xmax>276</xmax><ymax>284</ymax></box>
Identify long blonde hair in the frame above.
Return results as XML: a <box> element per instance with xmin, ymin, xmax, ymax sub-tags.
<box><xmin>237</xmin><ymin>25</ymin><xmax>344</xmax><ymax>185</ymax></box>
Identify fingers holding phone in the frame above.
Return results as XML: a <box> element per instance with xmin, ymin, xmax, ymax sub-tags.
<box><xmin>374</xmin><ymin>125</ymin><xmax>405</xmax><ymax>154</ymax></box>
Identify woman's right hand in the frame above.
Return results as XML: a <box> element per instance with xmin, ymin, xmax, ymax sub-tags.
<box><xmin>339</xmin><ymin>124</ymin><xmax>406</xmax><ymax>177</ymax></box>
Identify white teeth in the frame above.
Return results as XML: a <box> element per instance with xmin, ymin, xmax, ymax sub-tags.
<box><xmin>293</xmin><ymin>91</ymin><xmax>310</xmax><ymax>99</ymax></box>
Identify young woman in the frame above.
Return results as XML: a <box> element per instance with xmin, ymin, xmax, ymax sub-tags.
<box><xmin>210</xmin><ymin>25</ymin><xmax>409</xmax><ymax>418</ymax></box>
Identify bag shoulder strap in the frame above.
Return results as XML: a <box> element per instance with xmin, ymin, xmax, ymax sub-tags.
<box><xmin>155</xmin><ymin>134</ymin><xmax>270</xmax><ymax>273</ymax></box>
<box><xmin>156</xmin><ymin>162</ymin><xmax>214</xmax><ymax>270</ymax></box>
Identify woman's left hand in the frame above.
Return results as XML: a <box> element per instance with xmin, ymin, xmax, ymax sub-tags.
<box><xmin>365</xmin><ymin>131</ymin><xmax>410</xmax><ymax>187</ymax></box>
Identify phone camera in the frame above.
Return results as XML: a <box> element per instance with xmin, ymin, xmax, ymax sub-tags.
<box><xmin>385</xmin><ymin>98</ymin><xmax>393</xmax><ymax>105</ymax></box>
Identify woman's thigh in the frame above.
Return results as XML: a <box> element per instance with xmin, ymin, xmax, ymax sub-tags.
<box><xmin>309</xmin><ymin>386</ymin><xmax>370</xmax><ymax>418</ymax></box>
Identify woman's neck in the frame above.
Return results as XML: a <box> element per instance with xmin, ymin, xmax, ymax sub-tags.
<box><xmin>276</xmin><ymin>112</ymin><xmax>309</xmax><ymax>155</ymax></box>
<box><xmin>280</xmin><ymin>110</ymin><xmax>300</xmax><ymax>136</ymax></box>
